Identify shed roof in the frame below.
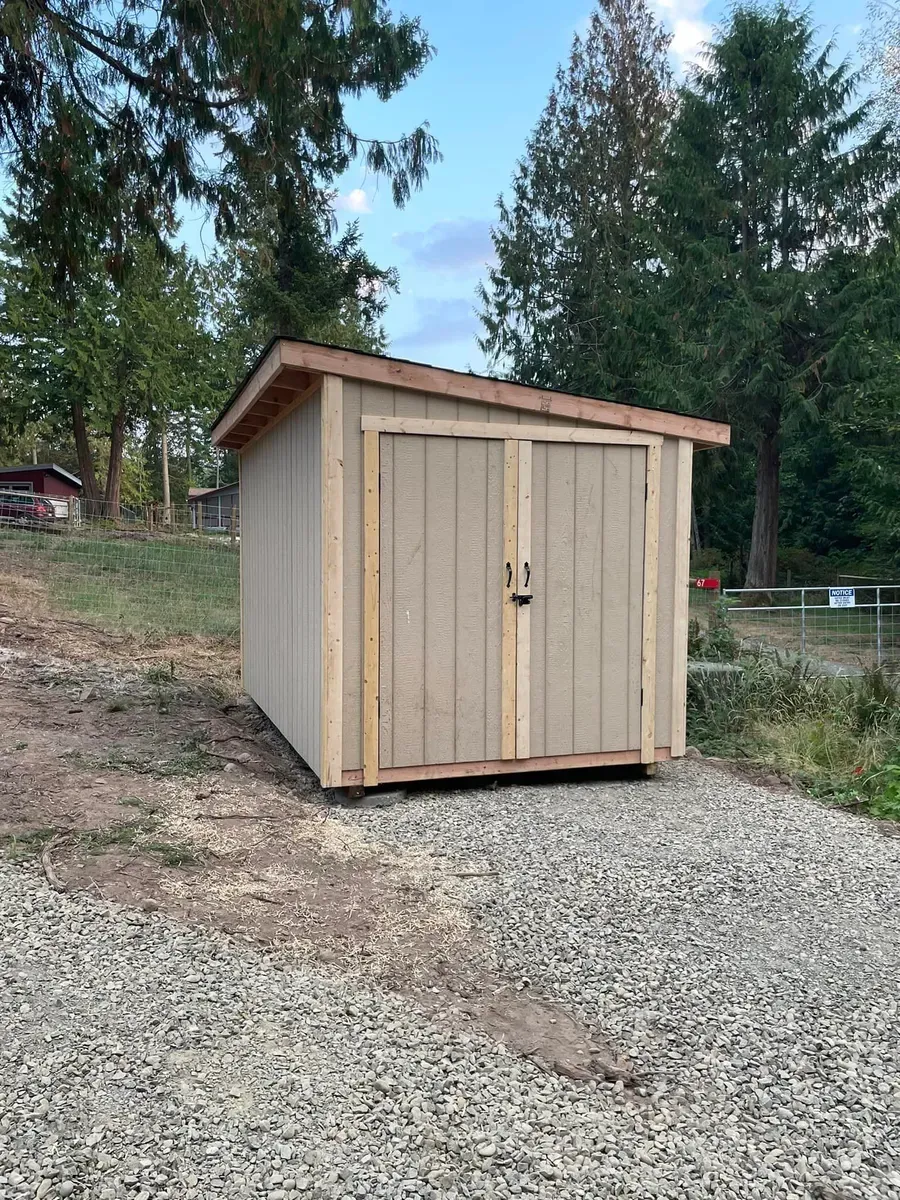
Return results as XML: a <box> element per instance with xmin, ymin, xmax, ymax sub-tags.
<box><xmin>211</xmin><ymin>337</ymin><xmax>730</xmax><ymax>451</ymax></box>
<box><xmin>0</xmin><ymin>463</ymin><xmax>82</xmax><ymax>488</ymax></box>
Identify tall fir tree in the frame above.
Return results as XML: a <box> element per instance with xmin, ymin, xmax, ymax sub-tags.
<box><xmin>0</xmin><ymin>0</ymin><xmax>438</xmax><ymax>294</ymax></box>
<box><xmin>655</xmin><ymin>5</ymin><xmax>900</xmax><ymax>587</ymax></box>
<box><xmin>478</xmin><ymin>0</ymin><xmax>673</xmax><ymax>404</ymax></box>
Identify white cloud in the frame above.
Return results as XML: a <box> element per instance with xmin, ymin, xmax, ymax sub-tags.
<box><xmin>652</xmin><ymin>0</ymin><xmax>711</xmax><ymax>70</ymax></box>
<box><xmin>332</xmin><ymin>188</ymin><xmax>372</xmax><ymax>215</ymax></box>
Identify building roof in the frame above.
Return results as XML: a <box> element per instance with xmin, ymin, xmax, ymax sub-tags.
<box><xmin>187</xmin><ymin>481</ymin><xmax>239</xmax><ymax>502</ymax></box>
<box><xmin>211</xmin><ymin>337</ymin><xmax>731</xmax><ymax>452</ymax></box>
<box><xmin>0</xmin><ymin>463</ymin><xmax>82</xmax><ymax>488</ymax></box>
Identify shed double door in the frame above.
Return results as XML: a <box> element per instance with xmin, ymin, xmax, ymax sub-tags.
<box><xmin>362</xmin><ymin>421</ymin><xmax>661</xmax><ymax>785</ymax></box>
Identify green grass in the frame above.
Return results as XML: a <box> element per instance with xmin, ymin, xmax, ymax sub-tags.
<box><xmin>1</xmin><ymin>818</ymin><xmax>205</xmax><ymax>868</ymax></box>
<box><xmin>687</xmin><ymin>651</ymin><xmax>900</xmax><ymax>821</ymax></box>
<box><xmin>0</xmin><ymin>527</ymin><xmax>239</xmax><ymax>637</ymax></box>
<box><xmin>63</xmin><ymin>737</ymin><xmax>217</xmax><ymax>779</ymax></box>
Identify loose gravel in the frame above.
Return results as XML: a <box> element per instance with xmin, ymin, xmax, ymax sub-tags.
<box><xmin>2</xmin><ymin>760</ymin><xmax>899</xmax><ymax>1199</ymax></box>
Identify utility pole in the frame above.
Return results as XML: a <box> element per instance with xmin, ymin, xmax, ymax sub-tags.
<box><xmin>161</xmin><ymin>422</ymin><xmax>172</xmax><ymax>528</ymax></box>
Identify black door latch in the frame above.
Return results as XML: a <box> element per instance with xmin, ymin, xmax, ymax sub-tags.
<box><xmin>510</xmin><ymin>593</ymin><xmax>533</xmax><ymax>605</ymax></box>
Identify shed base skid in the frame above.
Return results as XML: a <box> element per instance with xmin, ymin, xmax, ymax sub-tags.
<box><xmin>342</xmin><ymin>748</ymin><xmax>671</xmax><ymax>788</ymax></box>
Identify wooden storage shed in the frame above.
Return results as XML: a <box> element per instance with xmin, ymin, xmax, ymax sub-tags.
<box><xmin>211</xmin><ymin>339</ymin><xmax>729</xmax><ymax>792</ymax></box>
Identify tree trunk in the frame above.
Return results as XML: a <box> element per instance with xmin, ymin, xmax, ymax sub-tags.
<box><xmin>71</xmin><ymin>400</ymin><xmax>100</xmax><ymax>504</ymax></box>
<box><xmin>105</xmin><ymin>407</ymin><xmax>126</xmax><ymax>518</ymax></box>
<box><xmin>161</xmin><ymin>423</ymin><xmax>171</xmax><ymax>527</ymax></box>
<box><xmin>744</xmin><ymin>429</ymin><xmax>780</xmax><ymax>589</ymax></box>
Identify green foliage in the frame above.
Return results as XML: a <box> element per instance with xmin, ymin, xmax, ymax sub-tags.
<box><xmin>482</xmin><ymin>0</ymin><xmax>900</xmax><ymax>584</ymax></box>
<box><xmin>0</xmin><ymin>0</ymin><xmax>438</xmax><ymax>294</ymax></box>
<box><xmin>212</xmin><ymin>200</ymin><xmax>395</xmax><ymax>370</ymax></box>
<box><xmin>687</xmin><ymin>653</ymin><xmax>900</xmax><ymax>820</ymax></box>
<box><xmin>479</xmin><ymin>0</ymin><xmax>673</xmax><ymax>405</ymax></box>
<box><xmin>0</xmin><ymin>229</ymin><xmax>227</xmax><ymax>501</ymax></box>
<box><xmin>687</xmin><ymin>599</ymin><xmax>739</xmax><ymax>661</ymax></box>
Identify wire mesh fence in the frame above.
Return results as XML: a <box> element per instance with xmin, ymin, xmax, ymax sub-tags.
<box><xmin>722</xmin><ymin>585</ymin><xmax>900</xmax><ymax>671</ymax></box>
<box><xmin>0</xmin><ymin>492</ymin><xmax>241</xmax><ymax>639</ymax></box>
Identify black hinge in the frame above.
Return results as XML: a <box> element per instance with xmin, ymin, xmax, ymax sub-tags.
<box><xmin>640</xmin><ymin>687</ymin><xmax>644</xmax><ymax>707</ymax></box>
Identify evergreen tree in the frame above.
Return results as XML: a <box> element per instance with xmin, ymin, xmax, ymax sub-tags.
<box><xmin>655</xmin><ymin>5</ymin><xmax>900</xmax><ymax>587</ymax></box>
<box><xmin>0</xmin><ymin>231</ymin><xmax>224</xmax><ymax>509</ymax></box>
<box><xmin>213</xmin><ymin>191</ymin><xmax>395</xmax><ymax>373</ymax></box>
<box><xmin>478</xmin><ymin>0</ymin><xmax>672</xmax><ymax>404</ymax></box>
<box><xmin>0</xmin><ymin>0</ymin><xmax>438</xmax><ymax>294</ymax></box>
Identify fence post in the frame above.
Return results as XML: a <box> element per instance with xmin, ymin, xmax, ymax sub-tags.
<box><xmin>800</xmin><ymin>588</ymin><xmax>807</xmax><ymax>655</ymax></box>
<box><xmin>67</xmin><ymin>496</ymin><xmax>75</xmax><ymax>529</ymax></box>
<box><xmin>230</xmin><ymin>505</ymin><xmax>237</xmax><ymax>546</ymax></box>
<box><xmin>876</xmin><ymin>587</ymin><xmax>883</xmax><ymax>668</ymax></box>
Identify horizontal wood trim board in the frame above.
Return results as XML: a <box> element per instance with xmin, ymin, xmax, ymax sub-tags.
<box><xmin>342</xmin><ymin>748</ymin><xmax>672</xmax><ymax>785</ymax></box>
<box><xmin>361</xmin><ymin>415</ymin><xmax>663</xmax><ymax>445</ymax></box>
<box><xmin>279</xmin><ymin>342</ymin><xmax>729</xmax><ymax>445</ymax></box>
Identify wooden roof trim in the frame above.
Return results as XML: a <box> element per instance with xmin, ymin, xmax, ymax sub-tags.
<box><xmin>212</xmin><ymin>341</ymin><xmax>284</xmax><ymax>445</ymax></box>
<box><xmin>279</xmin><ymin>340</ymin><xmax>730</xmax><ymax>447</ymax></box>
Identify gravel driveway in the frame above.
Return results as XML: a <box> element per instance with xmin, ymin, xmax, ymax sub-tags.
<box><xmin>2</xmin><ymin>760</ymin><xmax>898</xmax><ymax>1200</ymax></box>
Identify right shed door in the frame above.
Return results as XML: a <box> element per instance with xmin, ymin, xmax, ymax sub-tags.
<box><xmin>517</xmin><ymin>441</ymin><xmax>649</xmax><ymax>760</ymax></box>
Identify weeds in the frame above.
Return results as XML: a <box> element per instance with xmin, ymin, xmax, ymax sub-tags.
<box><xmin>1</xmin><ymin>828</ymin><xmax>59</xmax><ymax>862</ymax></box>
<box><xmin>1</xmin><ymin>818</ymin><xmax>206</xmax><ymax>868</ymax></box>
<box><xmin>687</xmin><ymin>652</ymin><xmax>900</xmax><ymax>821</ymax></box>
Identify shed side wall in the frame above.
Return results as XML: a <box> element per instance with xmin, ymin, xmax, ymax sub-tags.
<box><xmin>241</xmin><ymin>390</ymin><xmax>322</xmax><ymax>774</ymax></box>
<box><xmin>342</xmin><ymin>380</ymin><xmax>682</xmax><ymax>772</ymax></box>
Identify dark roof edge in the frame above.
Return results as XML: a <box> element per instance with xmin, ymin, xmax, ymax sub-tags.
<box><xmin>0</xmin><ymin>462</ymin><xmax>82</xmax><ymax>486</ymax></box>
<box><xmin>211</xmin><ymin>336</ymin><xmax>730</xmax><ymax>439</ymax></box>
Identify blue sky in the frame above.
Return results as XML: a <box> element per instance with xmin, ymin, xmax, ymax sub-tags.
<box><xmin>189</xmin><ymin>0</ymin><xmax>868</xmax><ymax>373</ymax></box>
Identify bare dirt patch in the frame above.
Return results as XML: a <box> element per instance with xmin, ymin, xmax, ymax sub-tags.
<box><xmin>0</xmin><ymin>588</ymin><xmax>629</xmax><ymax>1086</ymax></box>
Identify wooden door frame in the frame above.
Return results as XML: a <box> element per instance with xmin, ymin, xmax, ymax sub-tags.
<box><xmin>360</xmin><ymin>419</ymin><xmax>664</xmax><ymax>787</ymax></box>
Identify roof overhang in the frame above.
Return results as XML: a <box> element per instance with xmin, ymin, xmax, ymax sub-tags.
<box><xmin>0</xmin><ymin>462</ymin><xmax>82</xmax><ymax>487</ymax></box>
<box><xmin>211</xmin><ymin>338</ymin><xmax>731</xmax><ymax>451</ymax></box>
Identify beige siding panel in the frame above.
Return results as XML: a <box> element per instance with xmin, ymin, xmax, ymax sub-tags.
<box><xmin>483</xmin><ymin>440</ymin><xmax>505</xmax><ymax>760</ymax></box>
<box><xmin>378</xmin><ymin>432</ymin><xmax>505</xmax><ymax>767</ymax></box>
<box><xmin>596</xmin><ymin>447</ymin><xmax>634</xmax><ymax>751</ymax></box>
<box><xmin>654</xmin><ymin>439</ymin><xmax>678</xmax><ymax>747</ymax></box>
<box><xmin>341</xmin><ymin>382</ymin><xmax>678</xmax><ymax>771</ymax></box>
<box><xmin>240</xmin><ymin>390</ymin><xmax>322</xmax><ymax>773</ymax></box>
<box><xmin>544</xmin><ymin>443</ymin><xmax>577</xmax><ymax>756</ymax></box>
<box><xmin>572</xmin><ymin>443</ymin><xmax>604</xmax><ymax>752</ymax></box>
<box><xmin>628</xmin><ymin>450</ymin><xmax>647</xmax><ymax>750</ymax></box>
<box><xmin>533</xmin><ymin>443</ymin><xmax>645</xmax><ymax>756</ymax></box>
<box><xmin>528</xmin><ymin>441</ymin><xmax>548</xmax><ymax>758</ymax></box>
<box><xmin>389</xmin><ymin>433</ymin><xmax>427</xmax><ymax>766</ymax></box>
<box><xmin>455</xmin><ymin>435</ymin><xmax>489</xmax><ymax>761</ymax></box>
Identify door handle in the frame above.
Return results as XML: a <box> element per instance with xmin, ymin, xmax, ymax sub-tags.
<box><xmin>506</xmin><ymin>561</ymin><xmax>512</xmax><ymax>588</ymax></box>
<box><xmin>523</xmin><ymin>561</ymin><xmax>530</xmax><ymax>587</ymax></box>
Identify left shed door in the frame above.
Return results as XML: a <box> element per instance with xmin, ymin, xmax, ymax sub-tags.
<box><xmin>373</xmin><ymin>431</ymin><xmax>507</xmax><ymax>772</ymax></box>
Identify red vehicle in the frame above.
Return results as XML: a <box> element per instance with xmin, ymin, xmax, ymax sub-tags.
<box><xmin>0</xmin><ymin>491</ymin><xmax>56</xmax><ymax>526</ymax></box>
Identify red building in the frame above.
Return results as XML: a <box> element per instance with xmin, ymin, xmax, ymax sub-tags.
<box><xmin>0</xmin><ymin>463</ymin><xmax>82</xmax><ymax>499</ymax></box>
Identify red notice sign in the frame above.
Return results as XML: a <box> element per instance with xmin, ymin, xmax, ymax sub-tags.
<box><xmin>692</xmin><ymin>578</ymin><xmax>720</xmax><ymax>590</ymax></box>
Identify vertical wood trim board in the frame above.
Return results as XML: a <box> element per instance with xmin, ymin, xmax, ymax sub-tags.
<box><xmin>669</xmin><ymin>439</ymin><xmax>693</xmax><ymax>757</ymax></box>
<box><xmin>516</xmin><ymin>440</ymin><xmax>532</xmax><ymax>759</ymax></box>
<box><xmin>362</xmin><ymin>430</ymin><xmax>380</xmax><ymax>786</ymax></box>
<box><xmin>321</xmin><ymin>374</ymin><xmax>344</xmax><ymax>786</ymax></box>
<box><xmin>237</xmin><ymin>453</ymin><xmax>245</xmax><ymax>689</ymax></box>
<box><xmin>501</xmin><ymin>440</ymin><xmax>519</xmax><ymax>759</ymax></box>
<box><xmin>641</xmin><ymin>444</ymin><xmax>662</xmax><ymax>762</ymax></box>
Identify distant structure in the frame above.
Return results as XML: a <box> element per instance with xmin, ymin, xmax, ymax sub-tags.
<box><xmin>188</xmin><ymin>482</ymin><xmax>239</xmax><ymax>532</ymax></box>
<box><xmin>0</xmin><ymin>463</ymin><xmax>82</xmax><ymax>501</ymax></box>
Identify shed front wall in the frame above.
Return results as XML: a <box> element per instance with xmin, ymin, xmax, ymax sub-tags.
<box><xmin>240</xmin><ymin>390</ymin><xmax>322</xmax><ymax>775</ymax></box>
<box><xmin>342</xmin><ymin>381</ymin><xmax>685</xmax><ymax>774</ymax></box>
